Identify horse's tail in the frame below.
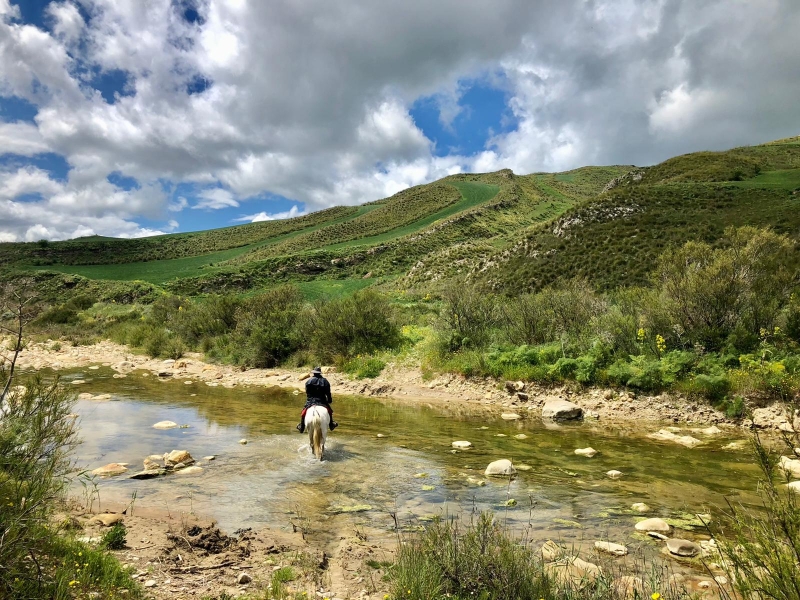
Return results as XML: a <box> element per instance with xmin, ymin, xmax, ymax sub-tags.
<box><xmin>310</xmin><ymin>413</ymin><xmax>324</xmax><ymax>460</ymax></box>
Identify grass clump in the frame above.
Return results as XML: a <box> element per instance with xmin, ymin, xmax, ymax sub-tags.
<box><xmin>101</xmin><ymin>523</ymin><xmax>128</xmax><ymax>550</ymax></box>
<box><xmin>341</xmin><ymin>356</ymin><xmax>386</xmax><ymax>379</ymax></box>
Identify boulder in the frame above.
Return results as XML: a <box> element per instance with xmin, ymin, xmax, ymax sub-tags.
<box><xmin>129</xmin><ymin>469</ymin><xmax>165</xmax><ymax>480</ymax></box>
<box><xmin>545</xmin><ymin>556</ymin><xmax>602</xmax><ymax>586</ymax></box>
<box><xmin>787</xmin><ymin>481</ymin><xmax>800</xmax><ymax>494</ymax></box>
<box><xmin>606</xmin><ymin>470</ymin><xmax>623</xmax><ymax>479</ymax></box>
<box><xmin>542</xmin><ymin>399</ymin><xmax>583</xmax><ymax>421</ymax></box>
<box><xmin>631</xmin><ymin>502</ymin><xmax>651</xmax><ymax>513</ymax></box>
<box><xmin>451</xmin><ymin>441</ymin><xmax>472</xmax><ymax>449</ymax></box>
<box><xmin>501</xmin><ymin>412</ymin><xmax>521</xmax><ymax>420</ymax></box>
<box><xmin>574</xmin><ymin>447</ymin><xmax>597</xmax><ymax>458</ymax></box>
<box><xmin>143</xmin><ymin>458</ymin><xmax>160</xmax><ymax>470</ymax></box>
<box><xmin>665</xmin><ymin>538</ymin><xmax>701</xmax><ymax>557</ymax></box>
<box><xmin>648</xmin><ymin>429</ymin><xmax>702</xmax><ymax>448</ymax></box>
<box><xmin>91</xmin><ymin>513</ymin><xmax>124</xmax><ymax>527</ymax></box>
<box><xmin>635</xmin><ymin>518</ymin><xmax>670</xmax><ymax>533</ymax></box>
<box><xmin>485</xmin><ymin>459</ymin><xmax>516</xmax><ymax>477</ymax></box>
<box><xmin>778</xmin><ymin>456</ymin><xmax>800</xmax><ymax>479</ymax></box>
<box><xmin>91</xmin><ymin>463</ymin><xmax>128</xmax><ymax>477</ymax></box>
<box><xmin>152</xmin><ymin>420</ymin><xmax>178</xmax><ymax>430</ymax></box>
<box><xmin>175</xmin><ymin>466</ymin><xmax>203</xmax><ymax>475</ymax></box>
<box><xmin>165</xmin><ymin>450</ymin><xmax>194</xmax><ymax>466</ymax></box>
<box><xmin>613</xmin><ymin>576</ymin><xmax>644</xmax><ymax>599</ymax></box>
<box><xmin>594</xmin><ymin>541</ymin><xmax>628</xmax><ymax>556</ymax></box>
<box><xmin>540</xmin><ymin>540</ymin><xmax>562</xmax><ymax>561</ymax></box>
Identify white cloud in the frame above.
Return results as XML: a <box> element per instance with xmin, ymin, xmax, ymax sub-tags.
<box><xmin>193</xmin><ymin>188</ymin><xmax>239</xmax><ymax>210</ymax></box>
<box><xmin>0</xmin><ymin>121</ymin><xmax>50</xmax><ymax>156</ymax></box>
<box><xmin>234</xmin><ymin>205</ymin><xmax>306</xmax><ymax>223</ymax></box>
<box><xmin>0</xmin><ymin>0</ymin><xmax>799</xmax><ymax>241</ymax></box>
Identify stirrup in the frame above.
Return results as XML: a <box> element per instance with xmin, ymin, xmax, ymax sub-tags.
<box><xmin>296</xmin><ymin>423</ymin><xmax>304</xmax><ymax>433</ymax></box>
<box><xmin>330</xmin><ymin>421</ymin><xmax>338</xmax><ymax>431</ymax></box>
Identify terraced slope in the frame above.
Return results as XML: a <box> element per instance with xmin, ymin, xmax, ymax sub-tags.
<box><xmin>480</xmin><ymin>137</ymin><xmax>800</xmax><ymax>292</ymax></box>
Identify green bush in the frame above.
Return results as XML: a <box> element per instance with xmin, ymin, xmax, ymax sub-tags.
<box><xmin>101</xmin><ymin>523</ymin><xmax>127</xmax><ymax>550</ymax></box>
<box><xmin>310</xmin><ymin>289</ymin><xmax>401</xmax><ymax>360</ymax></box>
<box><xmin>232</xmin><ymin>285</ymin><xmax>304</xmax><ymax>368</ymax></box>
<box><xmin>687</xmin><ymin>374</ymin><xmax>732</xmax><ymax>402</ymax></box>
<box><xmin>341</xmin><ymin>357</ymin><xmax>386</xmax><ymax>379</ymax></box>
<box><xmin>144</xmin><ymin>328</ymin><xmax>169</xmax><ymax>358</ymax></box>
<box><xmin>435</xmin><ymin>282</ymin><xmax>498</xmax><ymax>352</ymax></box>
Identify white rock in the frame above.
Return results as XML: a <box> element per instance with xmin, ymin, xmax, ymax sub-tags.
<box><xmin>648</xmin><ymin>429</ymin><xmax>702</xmax><ymax>448</ymax></box>
<box><xmin>715</xmin><ymin>576</ymin><xmax>728</xmax><ymax>585</ymax></box>
<box><xmin>540</xmin><ymin>540</ymin><xmax>562</xmax><ymax>561</ymax></box>
<box><xmin>164</xmin><ymin>450</ymin><xmax>194</xmax><ymax>466</ymax></box>
<box><xmin>175</xmin><ymin>466</ymin><xmax>203</xmax><ymax>475</ymax></box>
<box><xmin>666</xmin><ymin>538</ymin><xmax>701</xmax><ymax>557</ymax></box>
<box><xmin>541</xmin><ymin>399</ymin><xmax>583</xmax><ymax>421</ymax></box>
<box><xmin>152</xmin><ymin>420</ymin><xmax>178</xmax><ymax>430</ymax></box>
<box><xmin>698</xmin><ymin>581</ymin><xmax>712</xmax><ymax>589</ymax></box>
<box><xmin>203</xmin><ymin>455</ymin><xmax>216</xmax><ymax>461</ymax></box>
<box><xmin>239</xmin><ymin>439</ymin><xmax>248</xmax><ymax>445</ymax></box>
<box><xmin>701</xmin><ymin>426</ymin><xmax>722</xmax><ymax>435</ymax></box>
<box><xmin>71</xmin><ymin>379</ymin><xmax>86</xmax><ymax>385</ymax></box>
<box><xmin>237</xmin><ymin>572</ymin><xmax>252</xmax><ymax>585</ymax></box>
<box><xmin>778</xmin><ymin>456</ymin><xmax>800</xmax><ymax>478</ymax></box>
<box><xmin>594</xmin><ymin>541</ymin><xmax>628</xmax><ymax>556</ymax></box>
<box><xmin>635</xmin><ymin>518</ymin><xmax>670</xmax><ymax>533</ymax></box>
<box><xmin>514</xmin><ymin>434</ymin><xmax>528</xmax><ymax>440</ymax></box>
<box><xmin>144</xmin><ymin>580</ymin><xmax>156</xmax><ymax>588</ymax></box>
<box><xmin>631</xmin><ymin>502</ymin><xmax>651</xmax><ymax>513</ymax></box>
<box><xmin>451</xmin><ymin>441</ymin><xmax>472</xmax><ymax>449</ymax></box>
<box><xmin>485</xmin><ymin>459</ymin><xmax>516</xmax><ymax>477</ymax></box>
<box><xmin>606</xmin><ymin>470</ymin><xmax>623</xmax><ymax>479</ymax></box>
<box><xmin>501</xmin><ymin>413</ymin><xmax>521</xmax><ymax>420</ymax></box>
<box><xmin>787</xmin><ymin>481</ymin><xmax>800</xmax><ymax>494</ymax></box>
<box><xmin>574</xmin><ymin>447</ymin><xmax>597</xmax><ymax>457</ymax></box>
<box><xmin>91</xmin><ymin>463</ymin><xmax>128</xmax><ymax>477</ymax></box>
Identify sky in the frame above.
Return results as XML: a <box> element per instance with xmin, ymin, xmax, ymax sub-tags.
<box><xmin>1</xmin><ymin>0</ymin><xmax>799</xmax><ymax>242</ymax></box>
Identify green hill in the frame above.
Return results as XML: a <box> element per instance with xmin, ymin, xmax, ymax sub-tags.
<box><xmin>477</xmin><ymin>136</ymin><xmax>800</xmax><ymax>293</ymax></box>
<box><xmin>2</xmin><ymin>135</ymin><xmax>799</xmax><ymax>298</ymax></box>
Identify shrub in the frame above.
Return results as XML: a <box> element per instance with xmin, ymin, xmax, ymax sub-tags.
<box><xmin>101</xmin><ymin>523</ymin><xmax>127</xmax><ymax>550</ymax></box>
<box><xmin>144</xmin><ymin>328</ymin><xmax>169</xmax><ymax>358</ymax></box>
<box><xmin>686</xmin><ymin>373</ymin><xmax>732</xmax><ymax>402</ymax></box>
<box><xmin>341</xmin><ymin>356</ymin><xmax>386</xmax><ymax>379</ymax></box>
<box><xmin>310</xmin><ymin>289</ymin><xmax>401</xmax><ymax>360</ymax></box>
<box><xmin>232</xmin><ymin>285</ymin><xmax>304</xmax><ymax>368</ymax></box>
<box><xmin>435</xmin><ymin>282</ymin><xmax>499</xmax><ymax>352</ymax></box>
<box><xmin>0</xmin><ymin>374</ymin><xmax>80</xmax><ymax>596</ymax></box>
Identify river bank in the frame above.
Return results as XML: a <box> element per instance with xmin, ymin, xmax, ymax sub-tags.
<box><xmin>14</xmin><ymin>338</ymin><xmax>798</xmax><ymax>431</ymax></box>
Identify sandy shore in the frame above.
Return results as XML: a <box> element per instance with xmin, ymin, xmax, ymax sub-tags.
<box><xmin>14</xmin><ymin>338</ymin><xmax>797</xmax><ymax>431</ymax></box>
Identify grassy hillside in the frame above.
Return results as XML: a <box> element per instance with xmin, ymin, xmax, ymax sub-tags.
<box><xmin>480</xmin><ymin>137</ymin><xmax>800</xmax><ymax>292</ymax></box>
<box><xmin>2</xmin><ymin>135</ymin><xmax>799</xmax><ymax>298</ymax></box>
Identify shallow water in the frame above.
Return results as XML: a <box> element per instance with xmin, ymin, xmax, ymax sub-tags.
<box><xmin>63</xmin><ymin>367</ymin><xmax>760</xmax><ymax>557</ymax></box>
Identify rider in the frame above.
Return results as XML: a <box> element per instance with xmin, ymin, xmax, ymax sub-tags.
<box><xmin>297</xmin><ymin>366</ymin><xmax>338</xmax><ymax>433</ymax></box>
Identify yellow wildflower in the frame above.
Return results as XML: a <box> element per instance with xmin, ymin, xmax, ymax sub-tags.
<box><xmin>652</xmin><ymin>594</ymin><xmax>661</xmax><ymax>600</ymax></box>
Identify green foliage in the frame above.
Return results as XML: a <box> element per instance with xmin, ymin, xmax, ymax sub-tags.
<box><xmin>309</xmin><ymin>289</ymin><xmax>401</xmax><ymax>360</ymax></box>
<box><xmin>101</xmin><ymin>523</ymin><xmax>127</xmax><ymax>550</ymax></box>
<box><xmin>714</xmin><ymin>427</ymin><xmax>800</xmax><ymax>600</ymax></box>
<box><xmin>435</xmin><ymin>282</ymin><xmax>499</xmax><ymax>352</ymax></box>
<box><xmin>229</xmin><ymin>286</ymin><xmax>304</xmax><ymax>368</ymax></box>
<box><xmin>341</xmin><ymin>356</ymin><xmax>386</xmax><ymax>379</ymax></box>
<box><xmin>655</xmin><ymin>227</ymin><xmax>797</xmax><ymax>351</ymax></box>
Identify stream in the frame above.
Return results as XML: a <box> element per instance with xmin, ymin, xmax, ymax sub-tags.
<box><xmin>64</xmin><ymin>367</ymin><xmax>761</xmax><ymax>571</ymax></box>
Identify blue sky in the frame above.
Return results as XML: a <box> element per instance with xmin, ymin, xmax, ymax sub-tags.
<box><xmin>1</xmin><ymin>0</ymin><xmax>799</xmax><ymax>241</ymax></box>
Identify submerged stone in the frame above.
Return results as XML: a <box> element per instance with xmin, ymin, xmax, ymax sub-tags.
<box><xmin>485</xmin><ymin>459</ymin><xmax>516</xmax><ymax>477</ymax></box>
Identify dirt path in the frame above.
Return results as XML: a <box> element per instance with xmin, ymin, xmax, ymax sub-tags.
<box><xmin>14</xmin><ymin>338</ymin><xmax>797</xmax><ymax>430</ymax></box>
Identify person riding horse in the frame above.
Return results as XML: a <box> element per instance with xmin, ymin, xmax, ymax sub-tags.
<box><xmin>297</xmin><ymin>367</ymin><xmax>338</xmax><ymax>433</ymax></box>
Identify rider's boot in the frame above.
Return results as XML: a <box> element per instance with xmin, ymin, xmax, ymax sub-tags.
<box><xmin>329</xmin><ymin>420</ymin><xmax>338</xmax><ymax>431</ymax></box>
<box><xmin>296</xmin><ymin>420</ymin><xmax>305</xmax><ymax>433</ymax></box>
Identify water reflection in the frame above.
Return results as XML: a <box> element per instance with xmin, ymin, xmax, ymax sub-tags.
<box><xmin>66</xmin><ymin>367</ymin><xmax>760</xmax><ymax>549</ymax></box>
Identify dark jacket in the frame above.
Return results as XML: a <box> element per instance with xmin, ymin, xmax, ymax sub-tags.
<box><xmin>305</xmin><ymin>375</ymin><xmax>333</xmax><ymax>407</ymax></box>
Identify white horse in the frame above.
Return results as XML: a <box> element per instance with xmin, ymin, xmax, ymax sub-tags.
<box><xmin>304</xmin><ymin>405</ymin><xmax>330</xmax><ymax>460</ymax></box>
